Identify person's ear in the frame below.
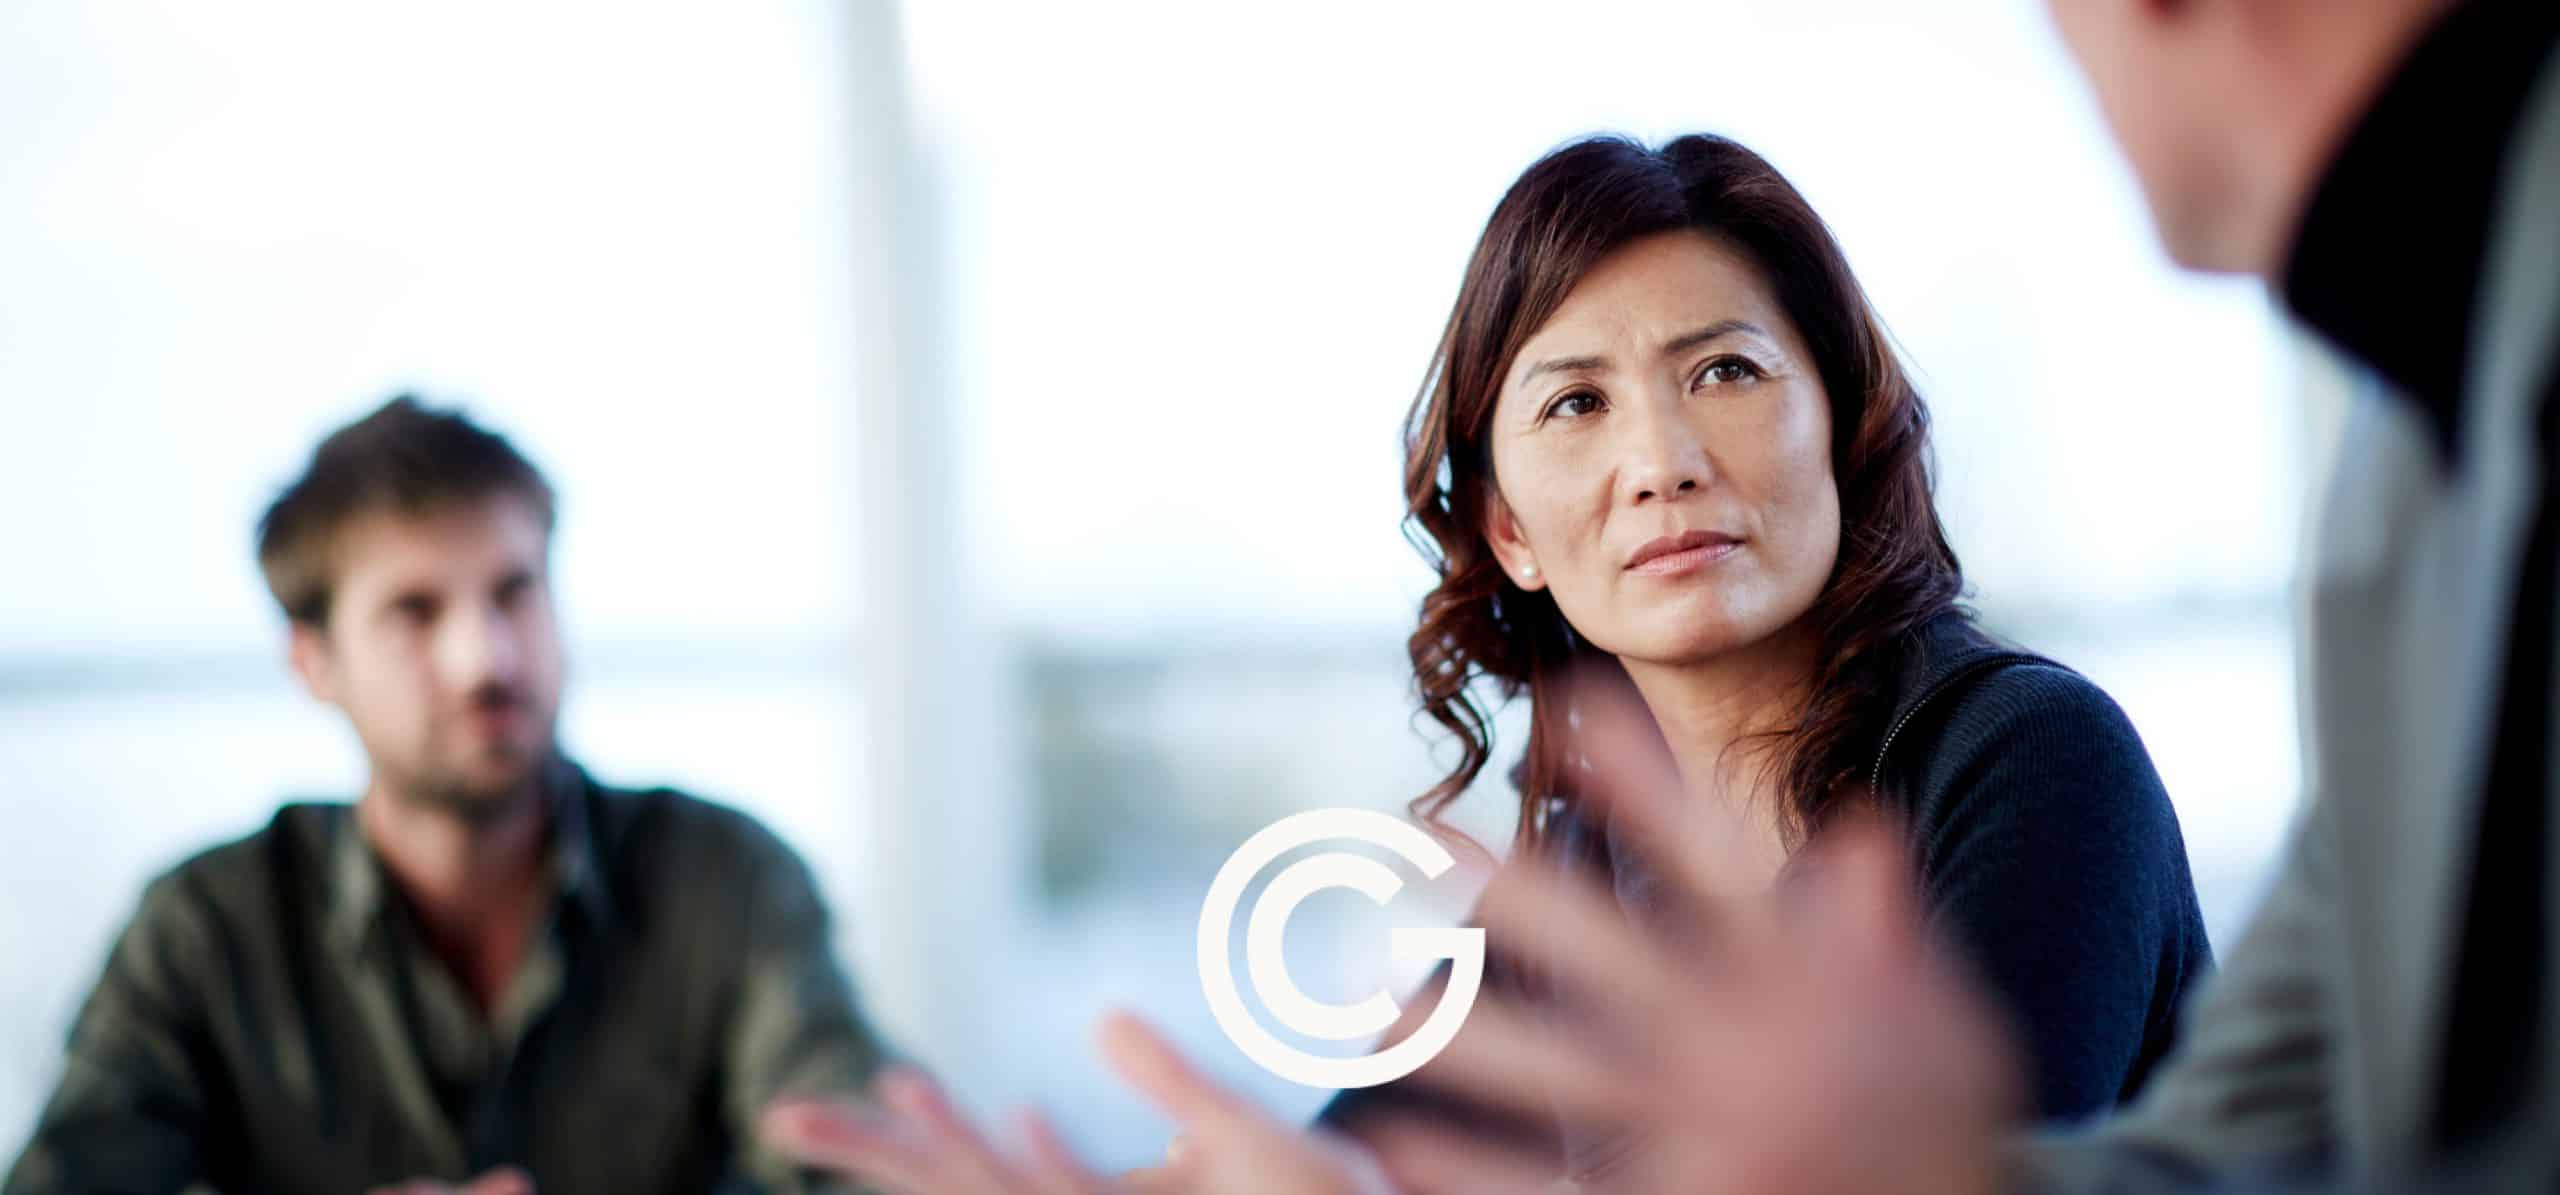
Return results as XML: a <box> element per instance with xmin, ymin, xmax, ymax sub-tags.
<box><xmin>287</xmin><ymin>622</ymin><xmax>341</xmax><ymax>706</ymax></box>
<box><xmin>1480</xmin><ymin>489</ymin><xmax>1548</xmax><ymax>592</ymax></box>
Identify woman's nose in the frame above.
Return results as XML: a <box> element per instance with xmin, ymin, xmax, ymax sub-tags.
<box><xmin>1621</xmin><ymin>401</ymin><xmax>1709</xmax><ymax>505</ymax></box>
<box><xmin>1634</xmin><ymin>473</ymin><xmax>1701</xmax><ymax>503</ymax></box>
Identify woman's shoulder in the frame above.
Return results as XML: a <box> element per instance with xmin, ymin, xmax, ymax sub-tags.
<box><xmin>1886</xmin><ymin>613</ymin><xmax>2137</xmax><ymax>753</ymax></box>
<box><xmin>1931</xmin><ymin>656</ymin><xmax>2139</xmax><ymax>751</ymax></box>
<box><xmin>1885</xmin><ymin>624</ymin><xmax>2212</xmax><ymax>1122</ymax></box>
<box><xmin>1884</xmin><ymin>617</ymin><xmax>2175</xmax><ymax>847</ymax></box>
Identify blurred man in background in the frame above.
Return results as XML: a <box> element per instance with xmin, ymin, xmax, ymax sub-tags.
<box><xmin>5</xmin><ymin>396</ymin><xmax>890</xmax><ymax>1195</ymax></box>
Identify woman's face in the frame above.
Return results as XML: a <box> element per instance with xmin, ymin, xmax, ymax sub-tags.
<box><xmin>1483</xmin><ymin>229</ymin><xmax>1841</xmax><ymax>669</ymax></box>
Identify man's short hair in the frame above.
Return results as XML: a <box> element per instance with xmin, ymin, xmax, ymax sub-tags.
<box><xmin>256</xmin><ymin>395</ymin><xmax>556</xmax><ymax>628</ymax></box>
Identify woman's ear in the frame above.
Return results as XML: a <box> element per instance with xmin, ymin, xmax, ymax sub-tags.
<box><xmin>1481</xmin><ymin>489</ymin><xmax>1548</xmax><ymax>591</ymax></box>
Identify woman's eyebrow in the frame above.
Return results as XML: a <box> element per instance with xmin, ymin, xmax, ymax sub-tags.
<box><xmin>1515</xmin><ymin>319</ymin><xmax>1772</xmax><ymax>388</ymax></box>
<box><xmin>1659</xmin><ymin>318</ymin><xmax>1769</xmax><ymax>358</ymax></box>
<box><xmin>1518</xmin><ymin>352</ymin><xmax>1611</xmax><ymax>386</ymax></box>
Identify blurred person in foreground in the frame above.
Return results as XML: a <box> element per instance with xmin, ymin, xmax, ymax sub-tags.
<box><xmin>5</xmin><ymin>396</ymin><xmax>893</xmax><ymax>1195</ymax></box>
<box><xmin>760</xmin><ymin>0</ymin><xmax>2560</xmax><ymax>1191</ymax></box>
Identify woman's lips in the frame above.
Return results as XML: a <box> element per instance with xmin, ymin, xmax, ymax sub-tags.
<box><xmin>1627</xmin><ymin>540</ymin><xmax>1742</xmax><ymax>576</ymax></box>
<box><xmin>1625</xmin><ymin>529</ymin><xmax>1744</xmax><ymax>575</ymax></box>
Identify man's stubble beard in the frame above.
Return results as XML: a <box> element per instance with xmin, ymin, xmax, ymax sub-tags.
<box><xmin>393</xmin><ymin>727</ymin><xmax>559</xmax><ymax>828</ymax></box>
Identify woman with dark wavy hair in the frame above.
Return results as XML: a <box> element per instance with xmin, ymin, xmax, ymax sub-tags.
<box><xmin>1309</xmin><ymin>132</ymin><xmax>2213</xmax><ymax>1186</ymax></box>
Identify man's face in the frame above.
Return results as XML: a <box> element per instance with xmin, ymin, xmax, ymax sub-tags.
<box><xmin>293</xmin><ymin>494</ymin><xmax>565</xmax><ymax>815</ymax></box>
<box><xmin>2044</xmin><ymin>0</ymin><xmax>2257</xmax><ymax>272</ymax></box>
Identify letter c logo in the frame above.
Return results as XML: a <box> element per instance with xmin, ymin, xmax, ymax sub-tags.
<box><xmin>1196</xmin><ymin>808</ymin><xmax>1485</xmax><ymax>1088</ymax></box>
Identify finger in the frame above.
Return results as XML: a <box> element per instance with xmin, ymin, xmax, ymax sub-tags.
<box><xmin>1551</xmin><ymin>660</ymin><xmax>1684</xmax><ymax>807</ymax></box>
<box><xmin>1120</xmin><ymin>1133</ymin><xmax>1195</xmax><ymax>1195</ymax></box>
<box><xmin>1364</xmin><ymin>1115</ymin><xmax>1565</xmax><ymax>1195</ymax></box>
<box><xmin>1095</xmin><ymin>1011</ymin><xmax>1256</xmax><ymax>1133</ymax></box>
<box><xmin>1793</xmin><ymin>815</ymin><xmax>1924</xmax><ymax>970</ymax></box>
<box><xmin>759</xmin><ymin>1097</ymin><xmax>937</xmax><ymax>1193</ymax></box>
<box><xmin>1396</xmin><ymin>990</ymin><xmax>1646</xmax><ymax>1126</ymax></box>
<box><xmin>1552</xmin><ymin>662</ymin><xmax>1766</xmax><ymax>920</ymax></box>
<box><xmin>1121</xmin><ymin>1133</ymin><xmax>1201</xmax><ymax>1194</ymax></box>
<box><xmin>1469</xmin><ymin>856</ymin><xmax>1691</xmax><ymax>1022</ymax></box>
<box><xmin>877</xmin><ymin>1068</ymin><xmax>1024</xmax><ymax>1193</ymax></box>
<box><xmin>1012</xmin><ymin>1109</ymin><xmax>1110</xmax><ymax>1195</ymax></box>
<box><xmin>462</xmin><ymin>1167</ymin><xmax>534</xmax><ymax>1195</ymax></box>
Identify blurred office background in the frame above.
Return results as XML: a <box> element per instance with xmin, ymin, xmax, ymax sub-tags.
<box><xmin>1</xmin><ymin>0</ymin><xmax>2339</xmax><ymax>1170</ymax></box>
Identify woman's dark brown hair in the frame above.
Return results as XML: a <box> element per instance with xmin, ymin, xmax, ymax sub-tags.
<box><xmin>1404</xmin><ymin>133</ymin><xmax>1964</xmax><ymax>852</ymax></box>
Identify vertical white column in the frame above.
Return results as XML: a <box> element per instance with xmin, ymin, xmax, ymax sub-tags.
<box><xmin>835</xmin><ymin>0</ymin><xmax>1029</xmax><ymax>1104</ymax></box>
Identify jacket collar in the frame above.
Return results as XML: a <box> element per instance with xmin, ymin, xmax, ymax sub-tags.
<box><xmin>324</xmin><ymin>755</ymin><xmax>618</xmax><ymax>957</ymax></box>
<box><xmin>2281</xmin><ymin>1</ymin><xmax>2560</xmax><ymax>464</ymax></box>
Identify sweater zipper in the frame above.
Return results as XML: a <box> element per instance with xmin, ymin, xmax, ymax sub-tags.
<box><xmin>1867</xmin><ymin>656</ymin><xmax>2023</xmax><ymax>794</ymax></box>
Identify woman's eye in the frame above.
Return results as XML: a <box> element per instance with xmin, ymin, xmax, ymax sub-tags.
<box><xmin>1543</xmin><ymin>391</ymin><xmax>1605</xmax><ymax>420</ymax></box>
<box><xmin>1695</xmin><ymin>357</ymin><xmax>1761</xmax><ymax>388</ymax></box>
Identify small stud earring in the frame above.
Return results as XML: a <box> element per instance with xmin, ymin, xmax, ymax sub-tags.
<box><xmin>1522</xmin><ymin>564</ymin><xmax>1539</xmax><ymax>579</ymax></box>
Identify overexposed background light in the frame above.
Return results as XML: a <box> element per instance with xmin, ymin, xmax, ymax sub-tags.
<box><xmin>2</xmin><ymin>0</ymin><xmax>2322</xmax><ymax>1171</ymax></box>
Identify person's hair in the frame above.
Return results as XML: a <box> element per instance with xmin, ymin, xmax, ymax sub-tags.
<box><xmin>256</xmin><ymin>394</ymin><xmax>556</xmax><ymax>628</ymax></box>
<box><xmin>1402</xmin><ymin>133</ymin><xmax>1964</xmax><ymax>853</ymax></box>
